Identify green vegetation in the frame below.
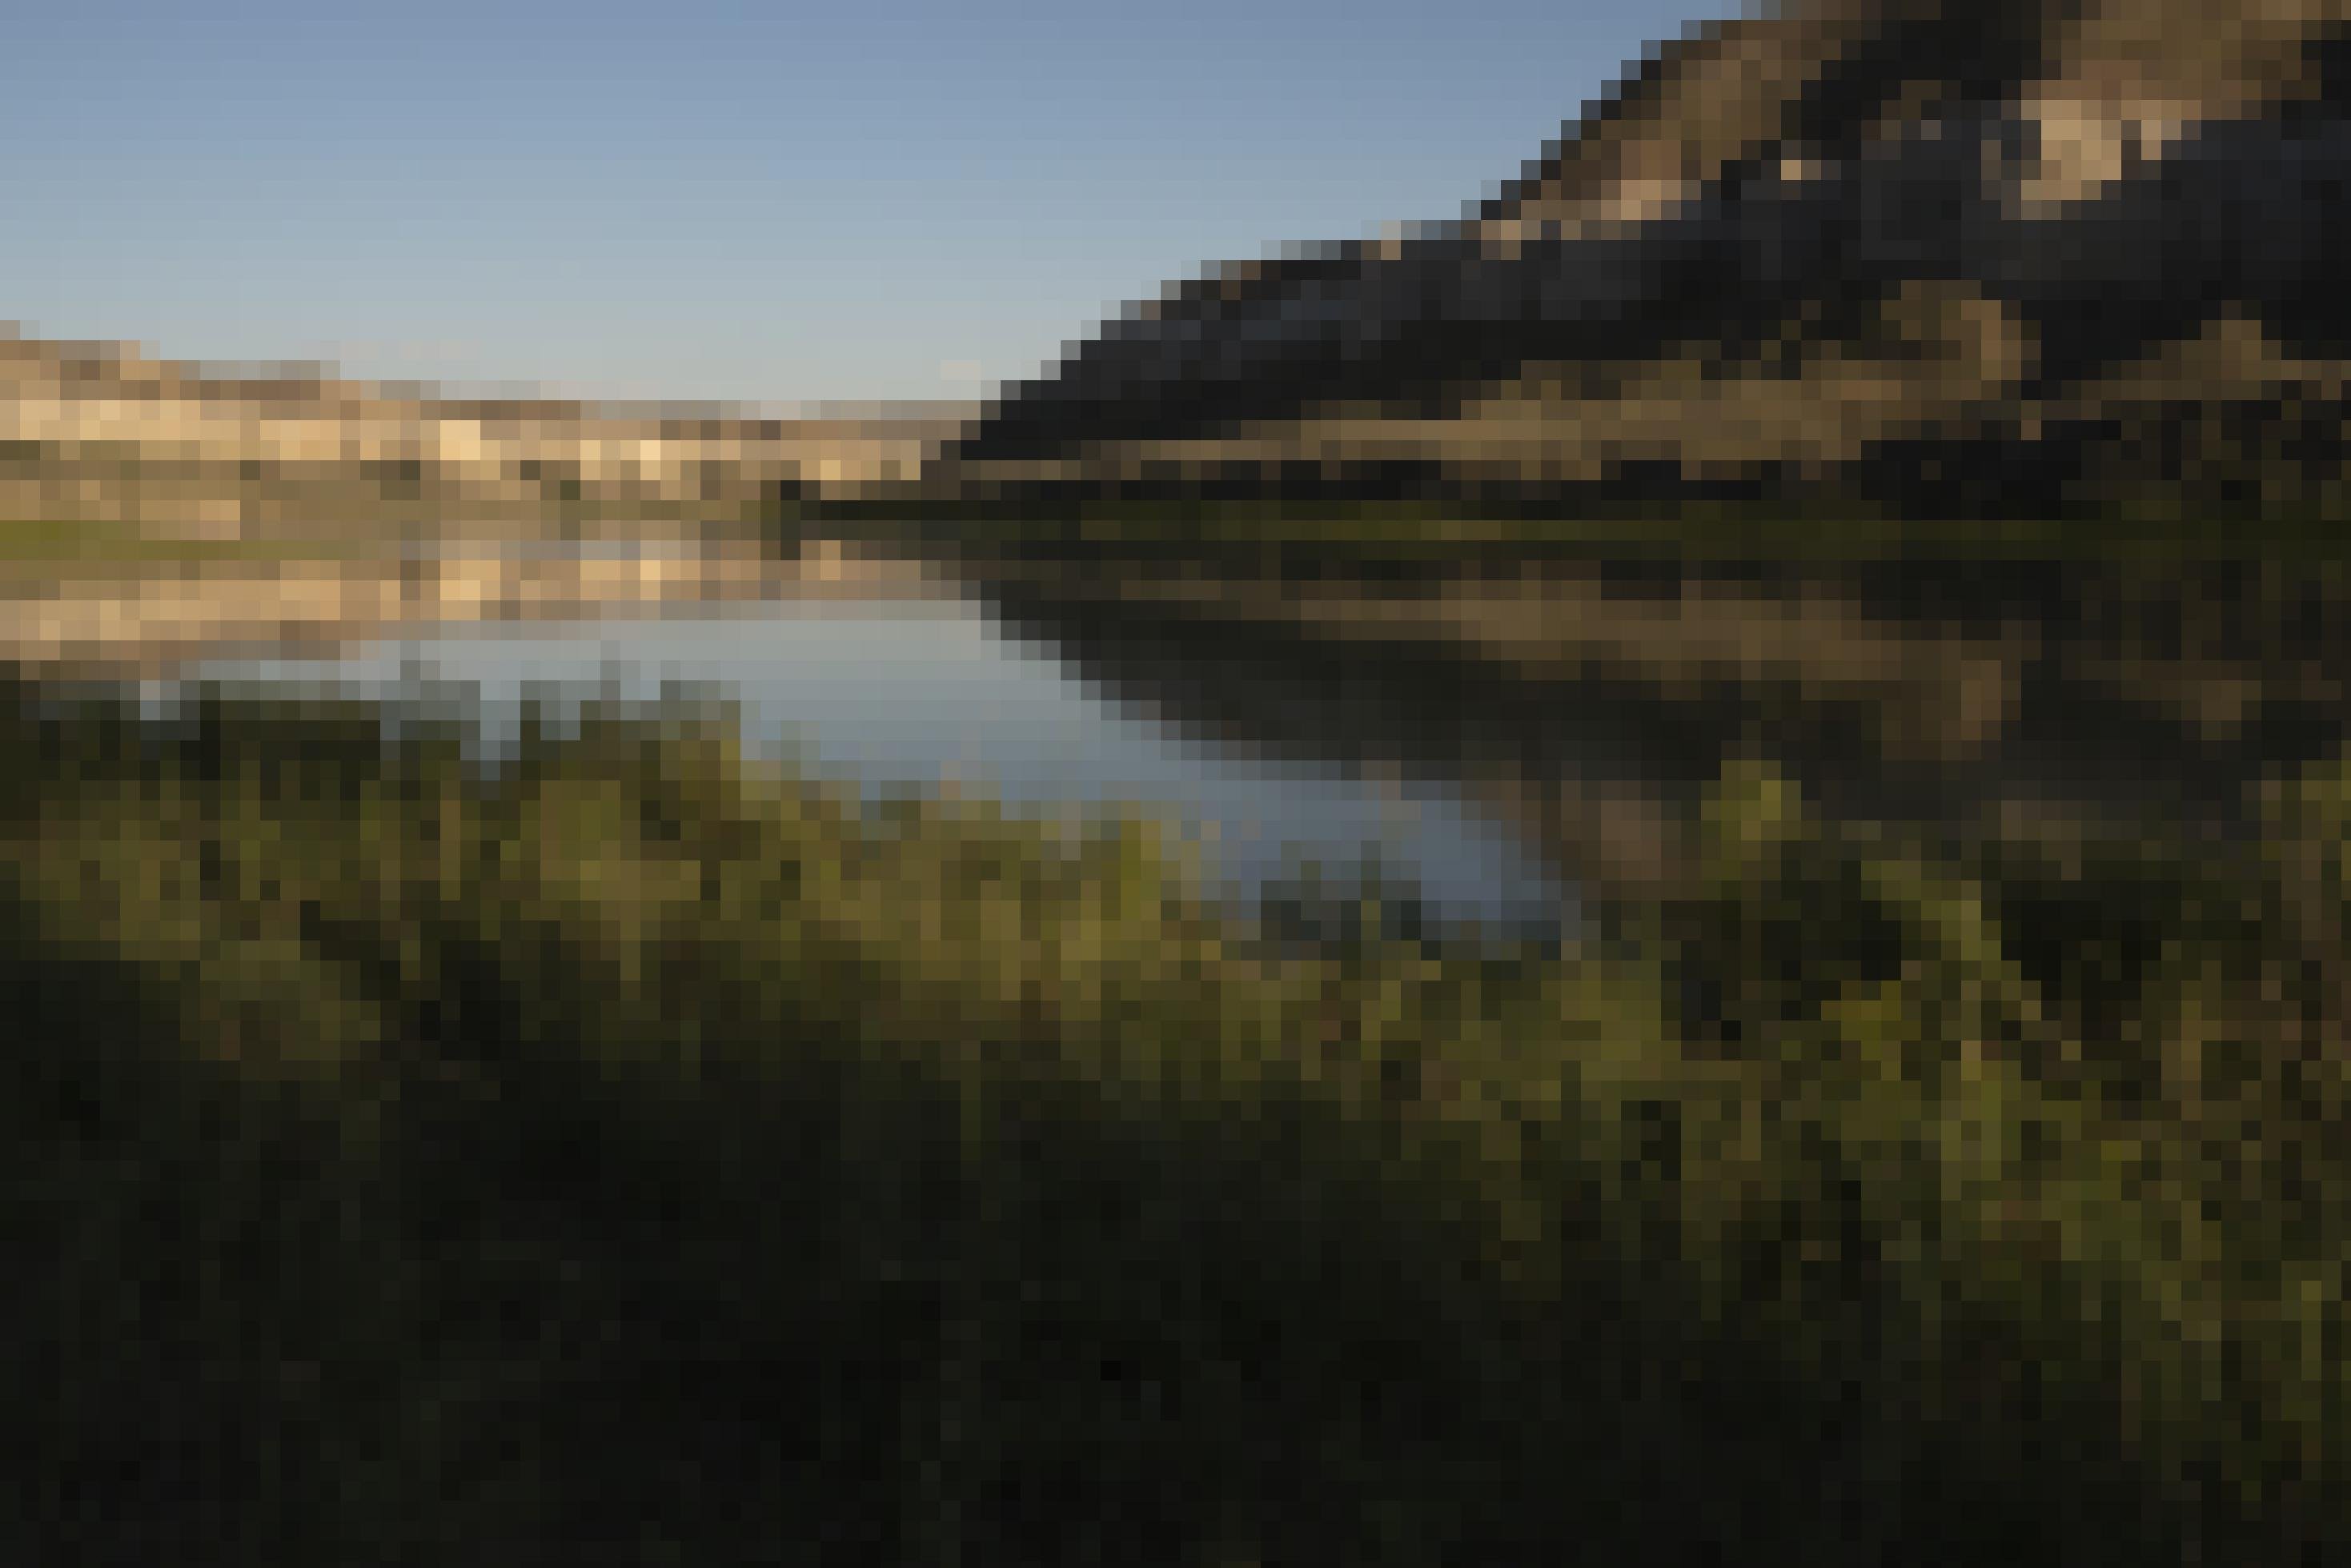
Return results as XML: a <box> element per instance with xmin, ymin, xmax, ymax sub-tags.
<box><xmin>5</xmin><ymin>676</ymin><xmax>2346</xmax><ymax>1562</ymax></box>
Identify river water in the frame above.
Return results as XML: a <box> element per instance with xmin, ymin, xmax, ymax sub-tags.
<box><xmin>146</xmin><ymin>592</ymin><xmax>1572</xmax><ymax>939</ymax></box>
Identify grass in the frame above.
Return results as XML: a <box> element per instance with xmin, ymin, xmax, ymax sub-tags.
<box><xmin>4</xmin><ymin>674</ymin><xmax>2349</xmax><ymax>1562</ymax></box>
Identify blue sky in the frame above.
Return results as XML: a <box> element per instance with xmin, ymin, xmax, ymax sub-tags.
<box><xmin>6</xmin><ymin>2</ymin><xmax>1707</xmax><ymax>405</ymax></box>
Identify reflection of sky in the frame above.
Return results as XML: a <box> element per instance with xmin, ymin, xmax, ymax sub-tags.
<box><xmin>164</xmin><ymin>599</ymin><xmax>1571</xmax><ymax>936</ymax></box>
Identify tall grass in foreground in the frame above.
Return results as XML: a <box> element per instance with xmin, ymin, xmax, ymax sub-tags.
<box><xmin>2</xmin><ymin>679</ymin><xmax>2345</xmax><ymax>1563</ymax></box>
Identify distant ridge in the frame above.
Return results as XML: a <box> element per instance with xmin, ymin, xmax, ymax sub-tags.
<box><xmin>0</xmin><ymin>326</ymin><xmax>980</xmax><ymax>428</ymax></box>
<box><xmin>0</xmin><ymin>327</ymin><xmax>974</xmax><ymax>527</ymax></box>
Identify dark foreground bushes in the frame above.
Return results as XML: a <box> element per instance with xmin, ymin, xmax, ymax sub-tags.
<box><xmin>2</xmin><ymin>680</ymin><xmax>2344</xmax><ymax>1564</ymax></box>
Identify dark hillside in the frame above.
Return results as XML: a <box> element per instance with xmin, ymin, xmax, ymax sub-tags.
<box><xmin>952</xmin><ymin>0</ymin><xmax>2351</xmax><ymax>518</ymax></box>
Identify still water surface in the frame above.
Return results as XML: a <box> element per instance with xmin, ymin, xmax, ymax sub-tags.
<box><xmin>152</xmin><ymin>594</ymin><xmax>1571</xmax><ymax>937</ymax></box>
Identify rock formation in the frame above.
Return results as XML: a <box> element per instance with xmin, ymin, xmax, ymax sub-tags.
<box><xmin>952</xmin><ymin>0</ymin><xmax>2351</xmax><ymax>517</ymax></box>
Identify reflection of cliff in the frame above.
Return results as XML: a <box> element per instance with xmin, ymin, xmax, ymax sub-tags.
<box><xmin>952</xmin><ymin>2</ymin><xmax>2351</xmax><ymax>513</ymax></box>
<box><xmin>980</xmin><ymin>554</ymin><xmax>2351</xmax><ymax>900</ymax></box>
<box><xmin>987</xmin><ymin>579</ymin><xmax>1719</xmax><ymax>895</ymax></box>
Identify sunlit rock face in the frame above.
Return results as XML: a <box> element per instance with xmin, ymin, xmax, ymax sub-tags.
<box><xmin>953</xmin><ymin>0</ymin><xmax>2351</xmax><ymax>515</ymax></box>
<box><xmin>1996</xmin><ymin>94</ymin><xmax>2194</xmax><ymax>215</ymax></box>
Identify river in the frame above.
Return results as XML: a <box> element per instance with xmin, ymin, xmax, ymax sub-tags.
<box><xmin>137</xmin><ymin>586</ymin><xmax>1574</xmax><ymax>940</ymax></box>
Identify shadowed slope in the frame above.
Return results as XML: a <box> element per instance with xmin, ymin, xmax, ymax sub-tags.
<box><xmin>951</xmin><ymin>1</ymin><xmax>2351</xmax><ymax>517</ymax></box>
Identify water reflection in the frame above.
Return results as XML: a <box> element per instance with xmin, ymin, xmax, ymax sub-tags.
<box><xmin>154</xmin><ymin>595</ymin><xmax>1573</xmax><ymax>940</ymax></box>
<box><xmin>98</xmin><ymin>539</ymin><xmax>2351</xmax><ymax>949</ymax></box>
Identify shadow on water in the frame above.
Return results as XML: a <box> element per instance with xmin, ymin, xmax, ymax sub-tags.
<box><xmin>974</xmin><ymin>547</ymin><xmax>2351</xmax><ymax>905</ymax></box>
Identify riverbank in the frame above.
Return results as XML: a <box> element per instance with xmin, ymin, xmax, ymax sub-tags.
<box><xmin>7</xmin><ymin>511</ymin><xmax>2350</xmax><ymax>1558</ymax></box>
<box><xmin>6</xmin><ymin>676</ymin><xmax>2345</xmax><ymax>1562</ymax></box>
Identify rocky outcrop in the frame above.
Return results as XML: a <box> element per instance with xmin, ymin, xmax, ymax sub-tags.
<box><xmin>952</xmin><ymin>1</ymin><xmax>2351</xmax><ymax>516</ymax></box>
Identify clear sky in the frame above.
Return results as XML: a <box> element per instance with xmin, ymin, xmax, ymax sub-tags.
<box><xmin>6</xmin><ymin>1</ymin><xmax>1710</xmax><ymax>407</ymax></box>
